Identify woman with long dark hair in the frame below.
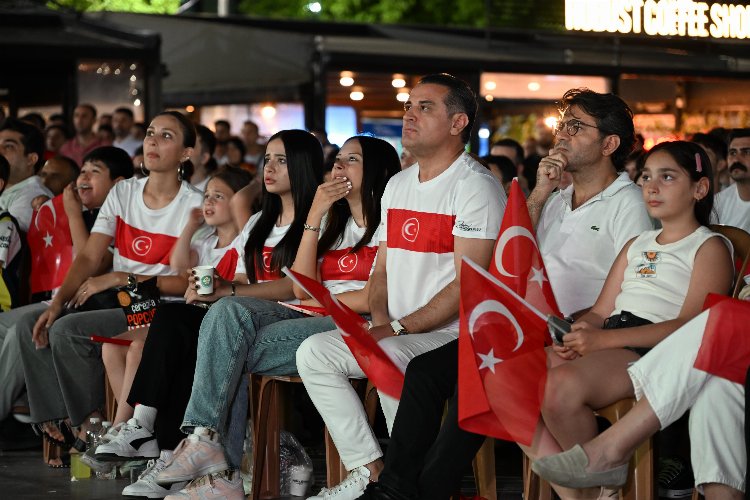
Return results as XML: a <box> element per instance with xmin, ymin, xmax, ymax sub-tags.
<box><xmin>20</xmin><ymin>111</ymin><xmax>202</xmax><ymax>462</ymax></box>
<box><xmin>149</xmin><ymin>136</ymin><xmax>400</xmax><ymax>498</ymax></box>
<box><xmin>94</xmin><ymin>130</ymin><xmax>323</xmax><ymax>497</ymax></box>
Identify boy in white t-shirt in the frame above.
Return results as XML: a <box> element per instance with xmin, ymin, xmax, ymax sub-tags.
<box><xmin>297</xmin><ymin>74</ymin><xmax>506</xmax><ymax>500</ymax></box>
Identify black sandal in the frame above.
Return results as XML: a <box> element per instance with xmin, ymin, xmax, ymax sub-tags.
<box><xmin>36</xmin><ymin>420</ymin><xmax>76</xmax><ymax>449</ymax></box>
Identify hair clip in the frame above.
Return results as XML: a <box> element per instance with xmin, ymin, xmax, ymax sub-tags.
<box><xmin>695</xmin><ymin>153</ymin><xmax>703</xmax><ymax>173</ymax></box>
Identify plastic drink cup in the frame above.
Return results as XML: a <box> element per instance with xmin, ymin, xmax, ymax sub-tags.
<box><xmin>288</xmin><ymin>464</ymin><xmax>313</xmax><ymax>496</ymax></box>
<box><xmin>70</xmin><ymin>452</ymin><xmax>91</xmax><ymax>479</ymax></box>
<box><xmin>193</xmin><ymin>266</ymin><xmax>215</xmax><ymax>295</ymax></box>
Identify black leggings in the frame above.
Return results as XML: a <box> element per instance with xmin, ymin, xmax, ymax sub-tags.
<box><xmin>127</xmin><ymin>303</ymin><xmax>206</xmax><ymax>450</ymax></box>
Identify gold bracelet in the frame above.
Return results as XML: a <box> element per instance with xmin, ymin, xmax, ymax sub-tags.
<box><xmin>303</xmin><ymin>223</ymin><xmax>321</xmax><ymax>232</ymax></box>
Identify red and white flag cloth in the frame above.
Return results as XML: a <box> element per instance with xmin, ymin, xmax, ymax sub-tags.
<box><xmin>694</xmin><ymin>294</ymin><xmax>750</xmax><ymax>385</ymax></box>
<box><xmin>458</xmin><ymin>258</ymin><xmax>548</xmax><ymax>445</ymax></box>
<box><xmin>459</xmin><ymin>180</ymin><xmax>561</xmax><ymax>445</ymax></box>
<box><xmin>27</xmin><ymin>195</ymin><xmax>73</xmax><ymax>294</ymax></box>
<box><xmin>488</xmin><ymin>179</ymin><xmax>561</xmax><ymax>319</ymax></box>
<box><xmin>283</xmin><ymin>267</ymin><xmax>405</xmax><ymax>400</ymax></box>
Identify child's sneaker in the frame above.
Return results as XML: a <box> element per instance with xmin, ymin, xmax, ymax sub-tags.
<box><xmin>95</xmin><ymin>418</ymin><xmax>159</xmax><ymax>461</ymax></box>
<box><xmin>156</xmin><ymin>429</ymin><xmax>228</xmax><ymax>484</ymax></box>
<box><xmin>164</xmin><ymin>470</ymin><xmax>244</xmax><ymax>500</ymax></box>
<box><xmin>122</xmin><ymin>450</ymin><xmax>188</xmax><ymax>498</ymax></box>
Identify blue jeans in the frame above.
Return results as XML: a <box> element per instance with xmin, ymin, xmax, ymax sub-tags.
<box><xmin>181</xmin><ymin>296</ymin><xmax>335</xmax><ymax>468</ymax></box>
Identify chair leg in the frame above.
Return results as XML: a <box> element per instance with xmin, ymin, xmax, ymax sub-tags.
<box><xmin>622</xmin><ymin>435</ymin><xmax>655</xmax><ymax>500</ymax></box>
<box><xmin>261</xmin><ymin>381</ymin><xmax>282</xmax><ymax>499</ymax></box>
<box><xmin>472</xmin><ymin>437</ymin><xmax>496</xmax><ymax>500</ymax></box>
<box><xmin>325</xmin><ymin>426</ymin><xmax>345</xmax><ymax>487</ymax></box>
<box><xmin>523</xmin><ymin>453</ymin><xmax>552</xmax><ymax>500</ymax></box>
<box><xmin>252</xmin><ymin>378</ymin><xmax>273</xmax><ymax>500</ymax></box>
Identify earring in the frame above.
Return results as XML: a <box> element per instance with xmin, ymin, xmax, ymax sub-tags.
<box><xmin>140</xmin><ymin>161</ymin><xmax>148</xmax><ymax>177</ymax></box>
<box><xmin>178</xmin><ymin>163</ymin><xmax>184</xmax><ymax>182</ymax></box>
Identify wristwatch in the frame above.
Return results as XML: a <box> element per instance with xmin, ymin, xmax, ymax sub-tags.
<box><xmin>390</xmin><ymin>319</ymin><xmax>408</xmax><ymax>336</ymax></box>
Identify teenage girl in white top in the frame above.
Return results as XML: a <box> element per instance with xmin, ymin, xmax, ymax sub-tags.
<box><xmin>526</xmin><ymin>140</ymin><xmax>734</xmax><ymax>498</ymax></box>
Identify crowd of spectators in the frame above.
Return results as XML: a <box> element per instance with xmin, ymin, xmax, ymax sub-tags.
<box><xmin>0</xmin><ymin>75</ymin><xmax>748</xmax><ymax>500</ymax></box>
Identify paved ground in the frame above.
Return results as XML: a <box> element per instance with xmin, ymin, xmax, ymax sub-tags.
<box><xmin>0</xmin><ymin>441</ymin><xmax>525</xmax><ymax>499</ymax></box>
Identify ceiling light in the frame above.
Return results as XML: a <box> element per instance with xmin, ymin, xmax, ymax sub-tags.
<box><xmin>528</xmin><ymin>81</ymin><xmax>541</xmax><ymax>91</ymax></box>
<box><xmin>339</xmin><ymin>71</ymin><xmax>354</xmax><ymax>87</ymax></box>
<box><xmin>392</xmin><ymin>74</ymin><xmax>406</xmax><ymax>88</ymax></box>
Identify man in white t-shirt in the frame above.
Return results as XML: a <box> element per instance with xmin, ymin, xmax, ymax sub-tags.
<box><xmin>357</xmin><ymin>88</ymin><xmax>652</xmax><ymax>500</ymax></box>
<box><xmin>0</xmin><ymin>119</ymin><xmax>54</xmax><ymax>232</ymax></box>
<box><xmin>713</xmin><ymin>128</ymin><xmax>750</xmax><ymax>233</ymax></box>
<box><xmin>296</xmin><ymin>73</ymin><xmax>506</xmax><ymax>500</ymax></box>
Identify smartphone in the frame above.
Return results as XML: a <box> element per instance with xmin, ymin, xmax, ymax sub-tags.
<box><xmin>547</xmin><ymin>316</ymin><xmax>571</xmax><ymax>346</ymax></box>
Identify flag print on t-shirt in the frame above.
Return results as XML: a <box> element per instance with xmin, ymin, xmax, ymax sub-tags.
<box><xmin>115</xmin><ymin>216</ymin><xmax>178</xmax><ymax>266</ymax></box>
<box><xmin>387</xmin><ymin>208</ymin><xmax>456</xmax><ymax>254</ymax></box>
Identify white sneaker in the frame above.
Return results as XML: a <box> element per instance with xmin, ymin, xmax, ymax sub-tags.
<box><xmin>307</xmin><ymin>465</ymin><xmax>371</xmax><ymax>500</ymax></box>
<box><xmin>123</xmin><ymin>450</ymin><xmax>189</xmax><ymax>498</ymax></box>
<box><xmin>164</xmin><ymin>470</ymin><xmax>245</xmax><ymax>500</ymax></box>
<box><xmin>156</xmin><ymin>431</ymin><xmax>228</xmax><ymax>485</ymax></box>
<box><xmin>95</xmin><ymin>418</ymin><xmax>160</xmax><ymax>461</ymax></box>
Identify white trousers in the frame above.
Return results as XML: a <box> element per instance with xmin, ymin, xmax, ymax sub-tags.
<box><xmin>628</xmin><ymin>310</ymin><xmax>746</xmax><ymax>492</ymax></box>
<box><xmin>296</xmin><ymin>328</ymin><xmax>457</xmax><ymax>470</ymax></box>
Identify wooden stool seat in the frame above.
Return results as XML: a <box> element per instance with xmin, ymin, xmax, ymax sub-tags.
<box><xmin>523</xmin><ymin>398</ymin><xmax>654</xmax><ymax>500</ymax></box>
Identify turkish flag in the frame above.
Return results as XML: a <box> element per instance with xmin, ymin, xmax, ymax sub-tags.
<box><xmin>283</xmin><ymin>267</ymin><xmax>405</xmax><ymax>399</ymax></box>
<box><xmin>459</xmin><ymin>180</ymin><xmax>558</xmax><ymax>445</ymax></box>
<box><xmin>27</xmin><ymin>195</ymin><xmax>73</xmax><ymax>294</ymax></box>
<box><xmin>488</xmin><ymin>179</ymin><xmax>561</xmax><ymax>318</ymax></box>
<box><xmin>694</xmin><ymin>297</ymin><xmax>750</xmax><ymax>385</ymax></box>
<box><xmin>458</xmin><ymin>258</ymin><xmax>548</xmax><ymax>445</ymax></box>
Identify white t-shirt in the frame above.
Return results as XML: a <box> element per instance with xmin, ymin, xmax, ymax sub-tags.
<box><xmin>191</xmin><ymin>229</ymin><xmax>240</xmax><ymax>281</ymax></box>
<box><xmin>380</xmin><ymin>152</ymin><xmax>506</xmax><ymax>331</ymax></box>
<box><xmin>537</xmin><ymin>172</ymin><xmax>653</xmax><ymax>317</ymax></box>
<box><xmin>234</xmin><ymin>212</ymin><xmax>290</xmax><ymax>282</ymax></box>
<box><xmin>613</xmin><ymin>227</ymin><xmax>728</xmax><ymax>323</ymax></box>
<box><xmin>0</xmin><ymin>175</ymin><xmax>53</xmax><ymax>232</ymax></box>
<box><xmin>319</xmin><ymin>218</ymin><xmax>379</xmax><ymax>295</ymax></box>
<box><xmin>0</xmin><ymin>214</ymin><xmax>20</xmax><ymax>268</ymax></box>
<box><xmin>92</xmin><ymin>177</ymin><xmax>203</xmax><ymax>275</ymax></box>
<box><xmin>712</xmin><ymin>184</ymin><xmax>750</xmax><ymax>234</ymax></box>
<box><xmin>113</xmin><ymin>136</ymin><xmax>142</xmax><ymax>157</ymax></box>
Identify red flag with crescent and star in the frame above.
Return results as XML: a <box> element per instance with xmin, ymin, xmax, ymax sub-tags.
<box><xmin>283</xmin><ymin>267</ymin><xmax>405</xmax><ymax>399</ymax></box>
<box><xmin>458</xmin><ymin>179</ymin><xmax>560</xmax><ymax>445</ymax></box>
<box><xmin>458</xmin><ymin>258</ymin><xmax>548</xmax><ymax>445</ymax></box>
<box><xmin>694</xmin><ymin>296</ymin><xmax>750</xmax><ymax>385</ymax></box>
<box><xmin>27</xmin><ymin>195</ymin><xmax>73</xmax><ymax>294</ymax></box>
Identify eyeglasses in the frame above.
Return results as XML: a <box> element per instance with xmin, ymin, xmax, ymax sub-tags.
<box><xmin>554</xmin><ymin>118</ymin><xmax>599</xmax><ymax>137</ymax></box>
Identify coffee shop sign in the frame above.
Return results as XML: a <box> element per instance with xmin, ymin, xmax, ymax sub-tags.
<box><xmin>565</xmin><ymin>0</ymin><xmax>750</xmax><ymax>39</ymax></box>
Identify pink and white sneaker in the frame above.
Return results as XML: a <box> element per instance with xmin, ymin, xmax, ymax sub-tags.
<box><xmin>164</xmin><ymin>470</ymin><xmax>245</xmax><ymax>500</ymax></box>
<box><xmin>156</xmin><ymin>429</ymin><xmax>228</xmax><ymax>485</ymax></box>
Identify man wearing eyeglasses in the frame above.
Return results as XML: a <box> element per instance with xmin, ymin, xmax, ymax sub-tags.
<box><xmin>713</xmin><ymin>128</ymin><xmax>750</xmax><ymax>233</ymax></box>
<box><xmin>527</xmin><ymin>88</ymin><xmax>652</xmax><ymax>319</ymax></box>
<box><xmin>357</xmin><ymin>89</ymin><xmax>651</xmax><ymax>500</ymax></box>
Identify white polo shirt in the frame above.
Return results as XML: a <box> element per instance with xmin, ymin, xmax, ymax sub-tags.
<box><xmin>712</xmin><ymin>184</ymin><xmax>750</xmax><ymax>233</ymax></box>
<box><xmin>537</xmin><ymin>172</ymin><xmax>652</xmax><ymax>317</ymax></box>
